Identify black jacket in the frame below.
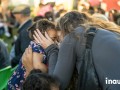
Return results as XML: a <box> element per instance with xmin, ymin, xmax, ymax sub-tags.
<box><xmin>11</xmin><ymin>19</ymin><xmax>32</xmax><ymax>67</ymax></box>
<box><xmin>45</xmin><ymin>27</ymin><xmax>120</xmax><ymax>90</ymax></box>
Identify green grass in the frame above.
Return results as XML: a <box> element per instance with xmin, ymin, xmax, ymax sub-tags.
<box><xmin>0</xmin><ymin>35</ymin><xmax>13</xmax><ymax>52</ymax></box>
<box><xmin>0</xmin><ymin>29</ymin><xmax>18</xmax><ymax>52</ymax></box>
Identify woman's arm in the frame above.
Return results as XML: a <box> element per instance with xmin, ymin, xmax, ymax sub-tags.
<box><xmin>45</xmin><ymin>44</ymin><xmax>59</xmax><ymax>75</ymax></box>
<box><xmin>46</xmin><ymin>36</ymin><xmax>76</xmax><ymax>89</ymax></box>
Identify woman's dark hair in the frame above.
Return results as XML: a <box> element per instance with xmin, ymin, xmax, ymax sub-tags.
<box><xmin>58</xmin><ymin>11</ymin><xmax>86</xmax><ymax>36</ymax></box>
<box><xmin>28</xmin><ymin>19</ymin><xmax>56</xmax><ymax>40</ymax></box>
<box><xmin>88</xmin><ymin>6</ymin><xmax>95</xmax><ymax>15</ymax></box>
<box><xmin>22</xmin><ymin>69</ymin><xmax>59</xmax><ymax>90</ymax></box>
<box><xmin>33</xmin><ymin>16</ymin><xmax>44</xmax><ymax>22</ymax></box>
<box><xmin>45</xmin><ymin>11</ymin><xmax>54</xmax><ymax>21</ymax></box>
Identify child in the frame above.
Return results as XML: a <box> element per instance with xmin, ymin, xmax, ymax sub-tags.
<box><xmin>21</xmin><ymin>69</ymin><xmax>59</xmax><ymax>90</ymax></box>
<box><xmin>8</xmin><ymin>19</ymin><xmax>57</xmax><ymax>89</ymax></box>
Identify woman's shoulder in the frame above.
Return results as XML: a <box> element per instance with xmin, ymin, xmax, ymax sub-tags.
<box><xmin>96</xmin><ymin>28</ymin><xmax>120</xmax><ymax>39</ymax></box>
<box><xmin>93</xmin><ymin>28</ymin><xmax>120</xmax><ymax>50</ymax></box>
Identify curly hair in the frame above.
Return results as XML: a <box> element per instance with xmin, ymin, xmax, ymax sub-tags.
<box><xmin>22</xmin><ymin>69</ymin><xmax>59</xmax><ymax>90</ymax></box>
<box><xmin>28</xmin><ymin>19</ymin><xmax>56</xmax><ymax>40</ymax></box>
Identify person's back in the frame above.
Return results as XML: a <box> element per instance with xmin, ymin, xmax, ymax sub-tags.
<box><xmin>92</xmin><ymin>28</ymin><xmax>120</xmax><ymax>90</ymax></box>
<box><xmin>0</xmin><ymin>40</ymin><xmax>10</xmax><ymax>69</ymax></box>
<box><xmin>73</xmin><ymin>27</ymin><xmax>120</xmax><ymax>90</ymax></box>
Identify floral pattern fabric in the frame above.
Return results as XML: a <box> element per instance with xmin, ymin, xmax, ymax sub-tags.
<box><xmin>8</xmin><ymin>41</ymin><xmax>46</xmax><ymax>90</ymax></box>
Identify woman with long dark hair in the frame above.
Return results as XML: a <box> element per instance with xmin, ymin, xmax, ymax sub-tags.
<box><xmin>23</xmin><ymin>11</ymin><xmax>120</xmax><ymax>90</ymax></box>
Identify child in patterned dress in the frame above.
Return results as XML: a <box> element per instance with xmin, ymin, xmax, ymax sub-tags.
<box><xmin>8</xmin><ymin>19</ymin><xmax>58</xmax><ymax>90</ymax></box>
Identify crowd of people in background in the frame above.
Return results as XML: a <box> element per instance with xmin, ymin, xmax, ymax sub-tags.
<box><xmin>0</xmin><ymin>0</ymin><xmax>120</xmax><ymax>90</ymax></box>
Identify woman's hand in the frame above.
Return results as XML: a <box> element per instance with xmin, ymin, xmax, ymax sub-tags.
<box><xmin>33</xmin><ymin>52</ymin><xmax>43</xmax><ymax>68</ymax></box>
<box><xmin>33</xmin><ymin>52</ymin><xmax>48</xmax><ymax>73</ymax></box>
<box><xmin>22</xmin><ymin>47</ymin><xmax>33</xmax><ymax>76</ymax></box>
<box><xmin>33</xmin><ymin>29</ymin><xmax>54</xmax><ymax>49</ymax></box>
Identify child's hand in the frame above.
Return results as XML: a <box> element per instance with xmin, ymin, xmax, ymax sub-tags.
<box><xmin>33</xmin><ymin>52</ymin><xmax>48</xmax><ymax>73</ymax></box>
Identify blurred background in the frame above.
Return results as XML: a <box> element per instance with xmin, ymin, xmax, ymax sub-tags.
<box><xmin>0</xmin><ymin>0</ymin><xmax>120</xmax><ymax>89</ymax></box>
<box><xmin>0</xmin><ymin>0</ymin><xmax>120</xmax><ymax>52</ymax></box>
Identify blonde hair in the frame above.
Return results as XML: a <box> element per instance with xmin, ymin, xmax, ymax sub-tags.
<box><xmin>82</xmin><ymin>12</ymin><xmax>120</xmax><ymax>33</ymax></box>
<box><xmin>92</xmin><ymin>13</ymin><xmax>108</xmax><ymax>21</ymax></box>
